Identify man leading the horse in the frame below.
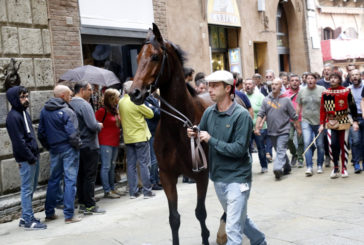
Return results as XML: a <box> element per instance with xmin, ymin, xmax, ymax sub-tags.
<box><xmin>187</xmin><ymin>70</ymin><xmax>267</xmax><ymax>245</ymax></box>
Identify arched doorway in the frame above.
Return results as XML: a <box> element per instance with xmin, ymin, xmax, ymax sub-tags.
<box><xmin>276</xmin><ymin>2</ymin><xmax>290</xmax><ymax>72</ymax></box>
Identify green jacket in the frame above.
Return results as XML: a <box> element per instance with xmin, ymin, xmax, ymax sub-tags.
<box><xmin>199</xmin><ymin>102</ymin><xmax>252</xmax><ymax>184</ymax></box>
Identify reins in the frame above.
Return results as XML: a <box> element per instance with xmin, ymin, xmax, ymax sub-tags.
<box><xmin>147</xmin><ymin>42</ymin><xmax>207</xmax><ymax>172</ymax></box>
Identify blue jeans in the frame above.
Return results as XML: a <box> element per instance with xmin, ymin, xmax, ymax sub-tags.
<box><xmin>301</xmin><ymin>121</ymin><xmax>324</xmax><ymax>167</ymax></box>
<box><xmin>214</xmin><ymin>182</ymin><xmax>266</xmax><ymax>245</ymax></box>
<box><xmin>264</xmin><ymin>134</ymin><xmax>272</xmax><ymax>156</ymax></box>
<box><xmin>250</xmin><ymin>130</ymin><xmax>268</xmax><ymax>168</ymax></box>
<box><xmin>100</xmin><ymin>145</ymin><xmax>118</xmax><ymax>193</ymax></box>
<box><xmin>349</xmin><ymin>118</ymin><xmax>364</xmax><ymax>164</ymax></box>
<box><xmin>270</xmin><ymin>134</ymin><xmax>290</xmax><ymax>171</ymax></box>
<box><xmin>19</xmin><ymin>159</ymin><xmax>39</xmax><ymax>223</ymax></box>
<box><xmin>126</xmin><ymin>141</ymin><xmax>152</xmax><ymax>196</ymax></box>
<box><xmin>45</xmin><ymin>147</ymin><xmax>79</xmax><ymax>219</ymax></box>
<box><xmin>149</xmin><ymin>136</ymin><xmax>159</xmax><ymax>185</ymax></box>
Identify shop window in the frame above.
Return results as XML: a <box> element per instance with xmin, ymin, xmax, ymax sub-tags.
<box><xmin>209</xmin><ymin>25</ymin><xmax>240</xmax><ymax>72</ymax></box>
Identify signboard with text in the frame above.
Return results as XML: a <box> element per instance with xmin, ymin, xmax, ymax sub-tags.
<box><xmin>207</xmin><ymin>0</ymin><xmax>241</xmax><ymax>27</ymax></box>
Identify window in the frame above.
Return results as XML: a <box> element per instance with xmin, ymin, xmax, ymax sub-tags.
<box><xmin>323</xmin><ymin>27</ymin><xmax>334</xmax><ymax>40</ymax></box>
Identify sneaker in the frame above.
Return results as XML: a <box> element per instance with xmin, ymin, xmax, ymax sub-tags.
<box><xmin>317</xmin><ymin>166</ymin><xmax>323</xmax><ymax>174</ymax></box>
<box><xmin>144</xmin><ymin>192</ymin><xmax>156</xmax><ymax>199</ymax></box>
<box><xmin>266</xmin><ymin>153</ymin><xmax>273</xmax><ymax>163</ymax></box>
<box><xmin>45</xmin><ymin>214</ymin><xmax>58</xmax><ymax>222</ymax></box>
<box><xmin>273</xmin><ymin>170</ymin><xmax>283</xmax><ymax>180</ymax></box>
<box><xmin>24</xmin><ymin>221</ymin><xmax>47</xmax><ymax>230</ymax></box>
<box><xmin>354</xmin><ymin>163</ymin><xmax>361</xmax><ymax>174</ymax></box>
<box><xmin>297</xmin><ymin>160</ymin><xmax>304</xmax><ymax>168</ymax></box>
<box><xmin>78</xmin><ymin>204</ymin><xmax>85</xmax><ymax>214</ymax></box>
<box><xmin>19</xmin><ymin>218</ymin><xmax>25</xmax><ymax>227</ymax></box>
<box><xmin>305</xmin><ymin>167</ymin><xmax>313</xmax><ymax>177</ymax></box>
<box><xmin>341</xmin><ymin>169</ymin><xmax>349</xmax><ymax>178</ymax></box>
<box><xmin>152</xmin><ymin>185</ymin><xmax>163</xmax><ymax>190</ymax></box>
<box><xmin>65</xmin><ymin>216</ymin><xmax>82</xmax><ymax>224</ymax></box>
<box><xmin>104</xmin><ymin>191</ymin><xmax>120</xmax><ymax>199</ymax></box>
<box><xmin>84</xmin><ymin>206</ymin><xmax>106</xmax><ymax>215</ymax></box>
<box><xmin>290</xmin><ymin>156</ymin><xmax>297</xmax><ymax>167</ymax></box>
<box><xmin>111</xmin><ymin>190</ymin><xmax>126</xmax><ymax>196</ymax></box>
<box><xmin>261</xmin><ymin>167</ymin><xmax>268</xmax><ymax>173</ymax></box>
<box><xmin>130</xmin><ymin>192</ymin><xmax>140</xmax><ymax>199</ymax></box>
<box><xmin>325</xmin><ymin>156</ymin><xmax>331</xmax><ymax>167</ymax></box>
<box><xmin>330</xmin><ymin>169</ymin><xmax>340</xmax><ymax>179</ymax></box>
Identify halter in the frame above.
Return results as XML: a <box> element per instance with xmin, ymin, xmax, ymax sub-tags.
<box><xmin>146</xmin><ymin>42</ymin><xmax>168</xmax><ymax>95</ymax></box>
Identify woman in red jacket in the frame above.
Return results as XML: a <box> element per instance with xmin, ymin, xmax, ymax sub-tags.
<box><xmin>319</xmin><ymin>72</ymin><xmax>359</xmax><ymax>178</ymax></box>
<box><xmin>96</xmin><ymin>88</ymin><xmax>122</xmax><ymax>198</ymax></box>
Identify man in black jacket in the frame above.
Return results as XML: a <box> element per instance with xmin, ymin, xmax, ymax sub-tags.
<box><xmin>6</xmin><ymin>86</ymin><xmax>47</xmax><ymax>230</ymax></box>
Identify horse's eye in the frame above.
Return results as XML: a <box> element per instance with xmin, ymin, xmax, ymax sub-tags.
<box><xmin>151</xmin><ymin>54</ymin><xmax>159</xmax><ymax>61</ymax></box>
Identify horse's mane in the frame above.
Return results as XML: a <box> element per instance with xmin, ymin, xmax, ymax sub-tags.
<box><xmin>186</xmin><ymin>82</ymin><xmax>198</xmax><ymax>97</ymax></box>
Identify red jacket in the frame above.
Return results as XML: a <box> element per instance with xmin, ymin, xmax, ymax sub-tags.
<box><xmin>95</xmin><ymin>108</ymin><xmax>120</xmax><ymax>147</ymax></box>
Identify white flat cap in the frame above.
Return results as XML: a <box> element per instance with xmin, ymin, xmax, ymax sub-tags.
<box><xmin>205</xmin><ymin>70</ymin><xmax>234</xmax><ymax>85</ymax></box>
<box><xmin>123</xmin><ymin>80</ymin><xmax>133</xmax><ymax>93</ymax></box>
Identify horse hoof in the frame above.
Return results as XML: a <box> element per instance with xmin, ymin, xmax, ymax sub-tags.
<box><xmin>216</xmin><ymin>219</ymin><xmax>227</xmax><ymax>245</ymax></box>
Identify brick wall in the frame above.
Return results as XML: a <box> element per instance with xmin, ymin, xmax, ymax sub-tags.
<box><xmin>48</xmin><ymin>0</ymin><xmax>83</xmax><ymax>82</ymax></box>
<box><xmin>153</xmin><ymin>0</ymin><xmax>168</xmax><ymax>38</ymax></box>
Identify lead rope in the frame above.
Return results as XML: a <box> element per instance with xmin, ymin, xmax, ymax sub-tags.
<box><xmin>154</xmin><ymin>94</ymin><xmax>207</xmax><ymax>172</ymax></box>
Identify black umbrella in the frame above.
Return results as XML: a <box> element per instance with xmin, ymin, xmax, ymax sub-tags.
<box><xmin>60</xmin><ymin>65</ymin><xmax>120</xmax><ymax>87</ymax></box>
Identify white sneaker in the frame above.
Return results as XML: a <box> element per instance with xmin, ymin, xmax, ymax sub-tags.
<box><xmin>341</xmin><ymin>169</ymin><xmax>348</xmax><ymax>178</ymax></box>
<box><xmin>261</xmin><ymin>167</ymin><xmax>268</xmax><ymax>173</ymax></box>
<box><xmin>305</xmin><ymin>167</ymin><xmax>313</xmax><ymax>177</ymax></box>
<box><xmin>317</xmin><ymin>166</ymin><xmax>323</xmax><ymax>174</ymax></box>
<box><xmin>330</xmin><ymin>169</ymin><xmax>339</xmax><ymax>179</ymax></box>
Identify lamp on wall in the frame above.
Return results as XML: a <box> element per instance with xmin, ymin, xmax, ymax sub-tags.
<box><xmin>258</xmin><ymin>0</ymin><xmax>265</xmax><ymax>11</ymax></box>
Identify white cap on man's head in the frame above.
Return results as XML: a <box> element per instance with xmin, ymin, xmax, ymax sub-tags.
<box><xmin>205</xmin><ymin>70</ymin><xmax>234</xmax><ymax>86</ymax></box>
<box><xmin>123</xmin><ymin>80</ymin><xmax>133</xmax><ymax>93</ymax></box>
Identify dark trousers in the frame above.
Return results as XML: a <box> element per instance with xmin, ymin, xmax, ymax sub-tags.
<box><xmin>77</xmin><ymin>147</ymin><xmax>99</xmax><ymax>208</ymax></box>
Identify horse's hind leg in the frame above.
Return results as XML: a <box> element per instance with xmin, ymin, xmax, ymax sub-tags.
<box><xmin>160</xmin><ymin>171</ymin><xmax>180</xmax><ymax>245</ymax></box>
<box><xmin>195</xmin><ymin>174</ymin><xmax>210</xmax><ymax>245</ymax></box>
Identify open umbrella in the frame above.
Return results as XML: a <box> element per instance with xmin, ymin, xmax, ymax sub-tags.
<box><xmin>60</xmin><ymin>65</ymin><xmax>120</xmax><ymax>87</ymax></box>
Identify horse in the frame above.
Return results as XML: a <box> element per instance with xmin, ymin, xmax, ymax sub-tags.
<box><xmin>129</xmin><ymin>23</ymin><xmax>212</xmax><ymax>245</ymax></box>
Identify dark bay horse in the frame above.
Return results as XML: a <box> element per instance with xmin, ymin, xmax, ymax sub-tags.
<box><xmin>129</xmin><ymin>24</ymin><xmax>211</xmax><ymax>245</ymax></box>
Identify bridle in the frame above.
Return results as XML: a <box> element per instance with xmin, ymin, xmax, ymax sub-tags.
<box><xmin>143</xmin><ymin>41</ymin><xmax>207</xmax><ymax>172</ymax></box>
<box><xmin>146</xmin><ymin>41</ymin><xmax>168</xmax><ymax>96</ymax></box>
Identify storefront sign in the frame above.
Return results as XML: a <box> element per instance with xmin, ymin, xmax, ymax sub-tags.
<box><xmin>79</xmin><ymin>0</ymin><xmax>153</xmax><ymax>30</ymax></box>
<box><xmin>228</xmin><ymin>48</ymin><xmax>242</xmax><ymax>74</ymax></box>
<box><xmin>207</xmin><ymin>0</ymin><xmax>241</xmax><ymax>27</ymax></box>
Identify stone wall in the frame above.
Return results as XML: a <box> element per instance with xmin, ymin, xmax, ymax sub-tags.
<box><xmin>0</xmin><ymin>0</ymin><xmax>82</xmax><ymax>195</ymax></box>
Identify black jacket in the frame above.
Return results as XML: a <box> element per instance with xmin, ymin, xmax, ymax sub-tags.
<box><xmin>6</xmin><ymin>86</ymin><xmax>39</xmax><ymax>164</ymax></box>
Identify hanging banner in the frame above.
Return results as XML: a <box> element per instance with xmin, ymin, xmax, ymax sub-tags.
<box><xmin>207</xmin><ymin>0</ymin><xmax>241</xmax><ymax>27</ymax></box>
<box><xmin>228</xmin><ymin>48</ymin><xmax>242</xmax><ymax>74</ymax></box>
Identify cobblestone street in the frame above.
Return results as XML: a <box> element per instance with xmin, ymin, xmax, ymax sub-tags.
<box><xmin>1</xmin><ymin>154</ymin><xmax>364</xmax><ymax>245</ymax></box>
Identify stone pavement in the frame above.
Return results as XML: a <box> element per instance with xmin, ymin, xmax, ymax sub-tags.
<box><xmin>0</xmin><ymin>154</ymin><xmax>364</xmax><ymax>245</ymax></box>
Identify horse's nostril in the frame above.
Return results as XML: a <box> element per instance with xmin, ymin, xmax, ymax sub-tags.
<box><xmin>131</xmin><ymin>89</ymin><xmax>141</xmax><ymax>98</ymax></box>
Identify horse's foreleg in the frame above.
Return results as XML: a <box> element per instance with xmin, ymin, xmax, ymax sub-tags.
<box><xmin>195</xmin><ymin>174</ymin><xmax>210</xmax><ymax>245</ymax></box>
<box><xmin>160</xmin><ymin>171</ymin><xmax>180</xmax><ymax>245</ymax></box>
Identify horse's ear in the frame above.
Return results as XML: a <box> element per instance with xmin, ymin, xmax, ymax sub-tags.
<box><xmin>152</xmin><ymin>23</ymin><xmax>163</xmax><ymax>44</ymax></box>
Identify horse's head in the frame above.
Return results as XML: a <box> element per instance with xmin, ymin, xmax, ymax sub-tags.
<box><xmin>130</xmin><ymin>23</ymin><xmax>167</xmax><ymax>105</ymax></box>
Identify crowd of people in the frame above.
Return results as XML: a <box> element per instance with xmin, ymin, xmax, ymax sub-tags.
<box><xmin>5</xmin><ymin>79</ymin><xmax>162</xmax><ymax>229</ymax></box>
<box><xmin>187</xmin><ymin>64</ymin><xmax>364</xmax><ymax>181</ymax></box>
<box><xmin>4</xmin><ymin>62</ymin><xmax>364</xmax><ymax>240</ymax></box>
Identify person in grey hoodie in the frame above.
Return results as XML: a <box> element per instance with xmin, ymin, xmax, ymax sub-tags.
<box><xmin>69</xmin><ymin>81</ymin><xmax>105</xmax><ymax>214</ymax></box>
<box><xmin>38</xmin><ymin>85</ymin><xmax>81</xmax><ymax>223</ymax></box>
<box><xmin>255</xmin><ymin>78</ymin><xmax>302</xmax><ymax>180</ymax></box>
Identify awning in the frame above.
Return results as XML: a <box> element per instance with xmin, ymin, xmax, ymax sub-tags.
<box><xmin>321</xmin><ymin>39</ymin><xmax>364</xmax><ymax>61</ymax></box>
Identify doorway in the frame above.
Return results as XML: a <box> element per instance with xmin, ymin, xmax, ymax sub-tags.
<box><xmin>254</xmin><ymin>42</ymin><xmax>267</xmax><ymax>75</ymax></box>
